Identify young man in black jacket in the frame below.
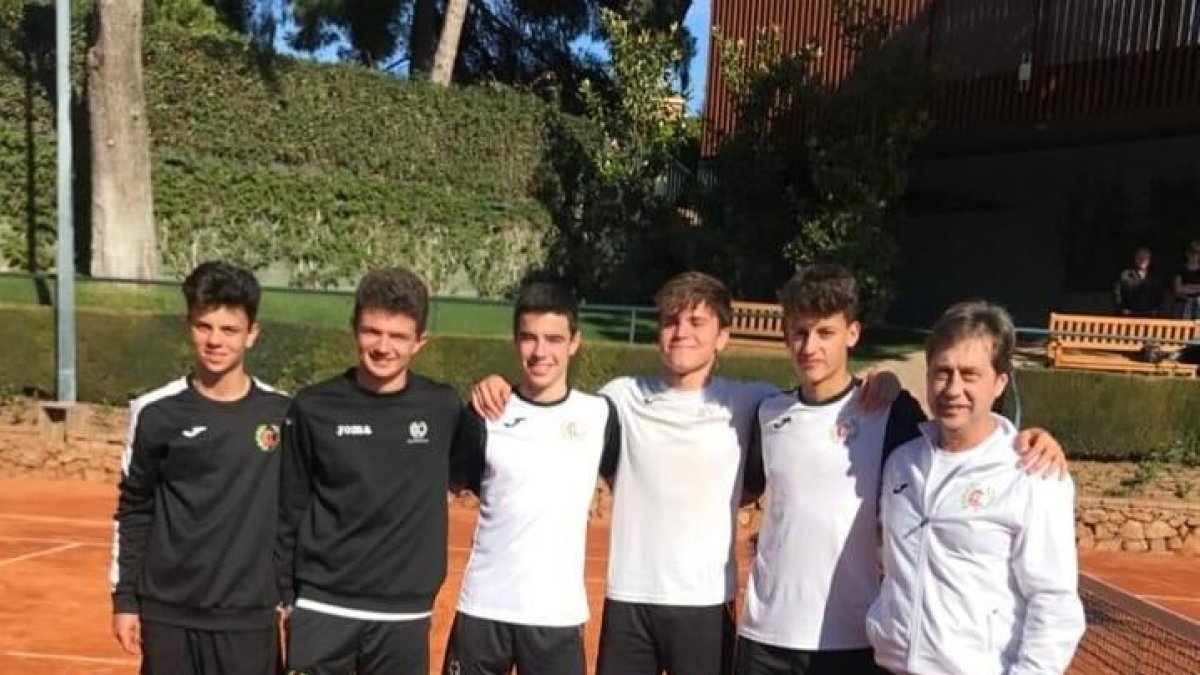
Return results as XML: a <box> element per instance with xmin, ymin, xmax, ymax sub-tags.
<box><xmin>111</xmin><ymin>261</ymin><xmax>291</xmax><ymax>675</ymax></box>
<box><xmin>276</xmin><ymin>267</ymin><xmax>467</xmax><ymax>675</ymax></box>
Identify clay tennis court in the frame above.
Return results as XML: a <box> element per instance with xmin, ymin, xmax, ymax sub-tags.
<box><xmin>0</xmin><ymin>478</ymin><xmax>1196</xmax><ymax>674</ymax></box>
<box><xmin>0</xmin><ymin>478</ymin><xmax>633</xmax><ymax>675</ymax></box>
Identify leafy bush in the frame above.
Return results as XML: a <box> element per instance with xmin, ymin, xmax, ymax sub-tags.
<box><xmin>0</xmin><ymin>306</ymin><xmax>796</xmax><ymax>404</ymax></box>
<box><xmin>1016</xmin><ymin>368</ymin><xmax>1200</xmax><ymax>461</ymax></box>
<box><xmin>705</xmin><ymin>1</ymin><xmax>930</xmax><ymax>315</ymax></box>
<box><xmin>0</xmin><ymin>5</ymin><xmax>600</xmax><ymax>295</ymax></box>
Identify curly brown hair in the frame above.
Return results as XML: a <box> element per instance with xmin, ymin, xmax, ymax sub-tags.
<box><xmin>777</xmin><ymin>264</ymin><xmax>859</xmax><ymax>323</ymax></box>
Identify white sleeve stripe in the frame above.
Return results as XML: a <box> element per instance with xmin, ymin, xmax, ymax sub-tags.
<box><xmin>253</xmin><ymin>377</ymin><xmax>288</xmax><ymax>396</ymax></box>
<box><xmin>109</xmin><ymin>376</ymin><xmax>189</xmax><ymax>593</ymax></box>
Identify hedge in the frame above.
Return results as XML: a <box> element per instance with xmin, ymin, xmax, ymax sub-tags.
<box><xmin>1015</xmin><ymin>368</ymin><xmax>1200</xmax><ymax>461</ymax></box>
<box><xmin>0</xmin><ymin>305</ymin><xmax>796</xmax><ymax>404</ymax></box>
<box><xmin>6</xmin><ymin>303</ymin><xmax>1197</xmax><ymax>459</ymax></box>
<box><xmin>0</xmin><ymin>7</ymin><xmax>599</xmax><ymax>291</ymax></box>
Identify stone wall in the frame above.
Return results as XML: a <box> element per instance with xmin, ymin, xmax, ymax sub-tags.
<box><xmin>0</xmin><ymin>402</ymin><xmax>125</xmax><ymax>482</ymax></box>
<box><xmin>1076</xmin><ymin>497</ymin><xmax>1200</xmax><ymax>555</ymax></box>
<box><xmin>3</xmin><ymin>403</ymin><xmax>1200</xmax><ymax>556</ymax></box>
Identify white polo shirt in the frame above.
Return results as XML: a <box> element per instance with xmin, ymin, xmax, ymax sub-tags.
<box><xmin>600</xmin><ymin>376</ymin><xmax>777</xmax><ymax>606</ymax></box>
<box><xmin>456</xmin><ymin>390</ymin><xmax>619</xmax><ymax>626</ymax></box>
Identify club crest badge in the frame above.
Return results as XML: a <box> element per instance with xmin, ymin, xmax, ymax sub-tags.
<box><xmin>408</xmin><ymin>420</ymin><xmax>430</xmax><ymax>444</ymax></box>
<box><xmin>831</xmin><ymin>416</ymin><xmax>859</xmax><ymax>444</ymax></box>
<box><xmin>255</xmin><ymin>424</ymin><xmax>280</xmax><ymax>452</ymax></box>
<box><xmin>961</xmin><ymin>482</ymin><xmax>995</xmax><ymax>511</ymax></box>
<box><xmin>561</xmin><ymin>420</ymin><xmax>585</xmax><ymax>441</ymax></box>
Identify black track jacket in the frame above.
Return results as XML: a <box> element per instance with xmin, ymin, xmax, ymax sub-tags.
<box><xmin>111</xmin><ymin>377</ymin><xmax>290</xmax><ymax>630</ymax></box>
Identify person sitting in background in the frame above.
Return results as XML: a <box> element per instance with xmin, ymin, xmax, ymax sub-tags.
<box><xmin>1114</xmin><ymin>246</ymin><xmax>1162</xmax><ymax>317</ymax></box>
<box><xmin>1173</xmin><ymin>240</ymin><xmax>1200</xmax><ymax>320</ymax></box>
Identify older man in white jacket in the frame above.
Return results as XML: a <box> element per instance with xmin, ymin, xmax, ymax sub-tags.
<box><xmin>867</xmin><ymin>300</ymin><xmax>1085</xmax><ymax>675</ymax></box>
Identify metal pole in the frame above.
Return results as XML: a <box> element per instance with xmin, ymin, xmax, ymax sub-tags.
<box><xmin>55</xmin><ymin>0</ymin><xmax>76</xmax><ymax>402</ymax></box>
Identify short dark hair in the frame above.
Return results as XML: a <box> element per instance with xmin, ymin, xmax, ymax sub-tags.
<box><xmin>655</xmin><ymin>272</ymin><xmax>733</xmax><ymax>328</ymax></box>
<box><xmin>352</xmin><ymin>268</ymin><xmax>429</xmax><ymax>333</ymax></box>
<box><xmin>778</xmin><ymin>264</ymin><xmax>859</xmax><ymax>323</ymax></box>
<box><xmin>513</xmin><ymin>281</ymin><xmax>579</xmax><ymax>335</ymax></box>
<box><xmin>925</xmin><ymin>300</ymin><xmax>1016</xmax><ymax>375</ymax></box>
<box><xmin>181</xmin><ymin>261</ymin><xmax>261</xmax><ymax>323</ymax></box>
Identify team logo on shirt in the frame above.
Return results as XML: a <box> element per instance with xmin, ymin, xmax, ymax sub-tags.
<box><xmin>254</xmin><ymin>424</ymin><xmax>280</xmax><ymax>452</ymax></box>
<box><xmin>181</xmin><ymin>425</ymin><xmax>207</xmax><ymax>438</ymax></box>
<box><xmin>561</xmin><ymin>420</ymin><xmax>585</xmax><ymax>440</ymax></box>
<box><xmin>768</xmin><ymin>415</ymin><xmax>792</xmax><ymax>432</ymax></box>
<box><xmin>336</xmin><ymin>424</ymin><xmax>373</xmax><ymax>437</ymax></box>
<box><xmin>408</xmin><ymin>420</ymin><xmax>430</xmax><ymax>444</ymax></box>
<box><xmin>446</xmin><ymin>660</ymin><xmax>462</xmax><ymax>675</ymax></box>
<box><xmin>831</xmin><ymin>416</ymin><xmax>859</xmax><ymax>444</ymax></box>
<box><xmin>961</xmin><ymin>482</ymin><xmax>995</xmax><ymax>511</ymax></box>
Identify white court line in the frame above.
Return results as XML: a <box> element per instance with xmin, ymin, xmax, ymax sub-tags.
<box><xmin>0</xmin><ymin>513</ymin><xmax>111</xmax><ymax>528</ymax></box>
<box><xmin>448</xmin><ymin>545</ymin><xmax>606</xmax><ymax>561</ymax></box>
<box><xmin>0</xmin><ymin>535</ymin><xmax>108</xmax><ymax>547</ymax></box>
<box><xmin>1142</xmin><ymin>594</ymin><xmax>1200</xmax><ymax>603</ymax></box>
<box><xmin>4</xmin><ymin>651</ymin><xmax>138</xmax><ymax>666</ymax></box>
<box><xmin>0</xmin><ymin>543</ymin><xmax>80</xmax><ymax>568</ymax></box>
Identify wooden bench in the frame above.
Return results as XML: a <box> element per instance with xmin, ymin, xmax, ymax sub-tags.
<box><xmin>730</xmin><ymin>301</ymin><xmax>785</xmax><ymax>349</ymax></box>
<box><xmin>1045</xmin><ymin>312</ymin><xmax>1199</xmax><ymax>377</ymax></box>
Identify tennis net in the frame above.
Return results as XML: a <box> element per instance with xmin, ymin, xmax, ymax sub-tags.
<box><xmin>1069</xmin><ymin>573</ymin><xmax>1200</xmax><ymax>675</ymax></box>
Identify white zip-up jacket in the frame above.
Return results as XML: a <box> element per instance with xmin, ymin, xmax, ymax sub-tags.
<box><xmin>866</xmin><ymin>415</ymin><xmax>1085</xmax><ymax>675</ymax></box>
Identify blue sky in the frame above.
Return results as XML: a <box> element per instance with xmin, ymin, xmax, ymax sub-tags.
<box><xmin>685</xmin><ymin>0</ymin><xmax>712</xmax><ymax>114</ymax></box>
<box><xmin>273</xmin><ymin>0</ymin><xmax>713</xmax><ymax>115</ymax></box>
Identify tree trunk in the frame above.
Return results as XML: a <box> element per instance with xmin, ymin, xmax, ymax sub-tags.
<box><xmin>88</xmin><ymin>0</ymin><xmax>158</xmax><ymax>278</ymax></box>
<box><xmin>431</xmin><ymin>0</ymin><xmax>469</xmax><ymax>85</ymax></box>
<box><xmin>409</xmin><ymin>0</ymin><xmax>438</xmax><ymax>77</ymax></box>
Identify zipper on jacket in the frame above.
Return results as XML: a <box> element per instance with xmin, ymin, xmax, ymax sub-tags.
<box><xmin>906</xmin><ymin>469</ymin><xmax>935</xmax><ymax>675</ymax></box>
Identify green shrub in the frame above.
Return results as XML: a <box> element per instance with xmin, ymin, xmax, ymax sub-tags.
<box><xmin>1015</xmin><ymin>368</ymin><xmax>1200</xmax><ymax>460</ymax></box>
<box><xmin>0</xmin><ymin>7</ymin><xmax>600</xmax><ymax>294</ymax></box>
<box><xmin>0</xmin><ymin>305</ymin><xmax>796</xmax><ymax>404</ymax></box>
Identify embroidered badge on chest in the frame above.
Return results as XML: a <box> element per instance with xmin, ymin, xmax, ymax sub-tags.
<box><xmin>408</xmin><ymin>420</ymin><xmax>430</xmax><ymax>445</ymax></box>
<box><xmin>254</xmin><ymin>424</ymin><xmax>281</xmax><ymax>452</ymax></box>
<box><xmin>561</xmin><ymin>420</ymin><xmax>585</xmax><ymax>441</ymax></box>
<box><xmin>831</xmin><ymin>416</ymin><xmax>860</xmax><ymax>444</ymax></box>
<box><xmin>961</xmin><ymin>482</ymin><xmax>996</xmax><ymax>511</ymax></box>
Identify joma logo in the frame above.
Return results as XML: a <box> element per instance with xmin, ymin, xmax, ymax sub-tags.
<box><xmin>336</xmin><ymin>424</ymin><xmax>373</xmax><ymax>437</ymax></box>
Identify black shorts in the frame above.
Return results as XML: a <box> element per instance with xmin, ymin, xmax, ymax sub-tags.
<box><xmin>140</xmin><ymin>620</ymin><xmax>279</xmax><ymax>675</ymax></box>
<box><xmin>285</xmin><ymin>606</ymin><xmax>429</xmax><ymax>675</ymax></box>
<box><xmin>441</xmin><ymin>612</ymin><xmax>585</xmax><ymax>675</ymax></box>
<box><xmin>596</xmin><ymin>599</ymin><xmax>735</xmax><ymax>675</ymax></box>
<box><xmin>734</xmin><ymin>636</ymin><xmax>886</xmax><ymax>675</ymax></box>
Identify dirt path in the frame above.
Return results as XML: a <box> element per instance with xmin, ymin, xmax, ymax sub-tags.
<box><xmin>868</xmin><ymin>349</ymin><xmax>929</xmax><ymax>413</ymax></box>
